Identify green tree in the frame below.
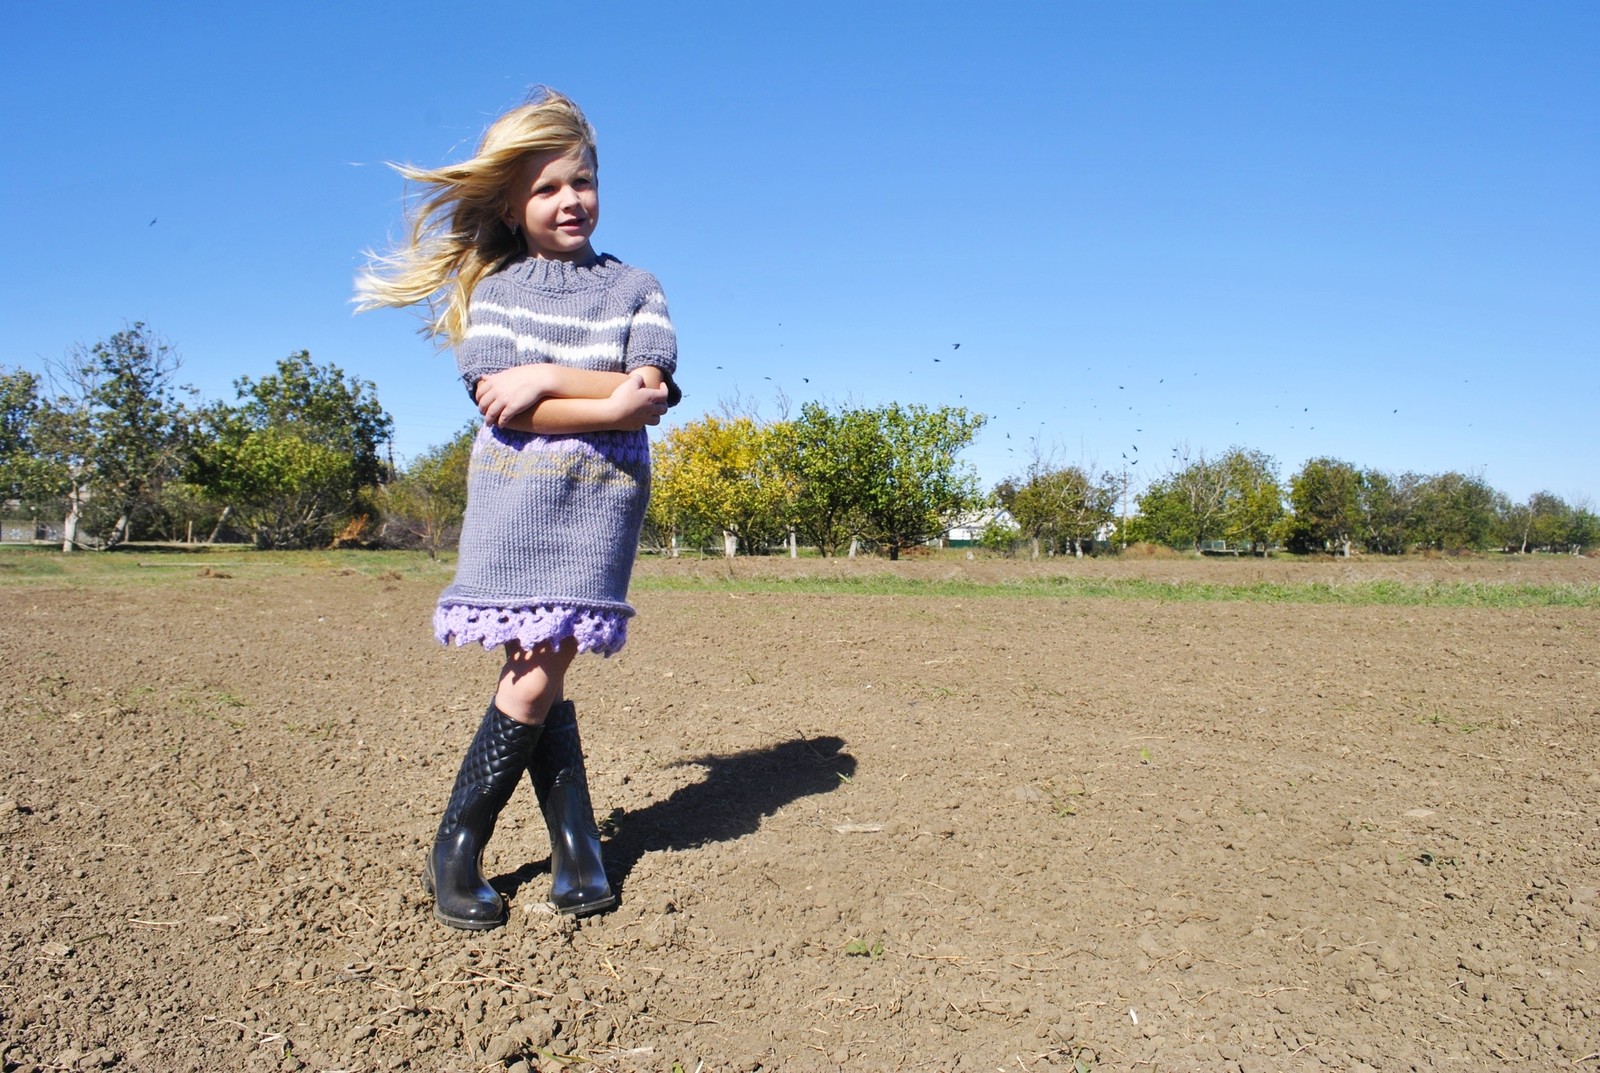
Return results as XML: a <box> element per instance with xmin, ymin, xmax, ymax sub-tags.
<box><xmin>1133</xmin><ymin>450</ymin><xmax>1231</xmax><ymax>551</ymax></box>
<box><xmin>1286</xmin><ymin>457</ymin><xmax>1364</xmax><ymax>556</ymax></box>
<box><xmin>0</xmin><ymin>367</ymin><xmax>47</xmax><ymax>503</ymax></box>
<box><xmin>1566</xmin><ymin>501</ymin><xmax>1599</xmax><ymax>554</ymax></box>
<box><xmin>997</xmin><ymin>457</ymin><xmax>1117</xmax><ymax>558</ymax></box>
<box><xmin>1411</xmin><ymin>471</ymin><xmax>1499</xmax><ymax>552</ymax></box>
<box><xmin>1359</xmin><ymin>469</ymin><xmax>1420</xmax><ymax>555</ymax></box>
<box><xmin>382</xmin><ymin>424</ymin><xmax>474</xmax><ymax>558</ymax></box>
<box><xmin>851</xmin><ymin>404</ymin><xmax>986</xmax><ymax>560</ymax></box>
<box><xmin>782</xmin><ymin>402</ymin><xmax>879</xmax><ymax>556</ymax></box>
<box><xmin>230</xmin><ymin>352</ymin><xmax>392</xmax><ymax>489</ymax></box>
<box><xmin>31</xmin><ymin>325</ymin><xmax>194</xmax><ymax>550</ymax></box>
<box><xmin>191</xmin><ymin>353</ymin><xmax>393</xmax><ymax>549</ymax></box>
<box><xmin>80</xmin><ymin>326</ymin><xmax>193</xmax><ymax>547</ymax></box>
<box><xmin>148</xmin><ymin>480</ymin><xmax>226</xmax><ymax>544</ymax></box>
<box><xmin>1506</xmin><ymin>491</ymin><xmax>1574</xmax><ymax>553</ymax></box>
<box><xmin>1219</xmin><ymin>448</ymin><xmax>1284</xmax><ymax>554</ymax></box>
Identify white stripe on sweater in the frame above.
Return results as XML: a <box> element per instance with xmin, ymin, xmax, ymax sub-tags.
<box><xmin>471</xmin><ymin>300</ymin><xmax>633</xmax><ymax>333</ymax></box>
<box><xmin>629</xmin><ymin>311</ymin><xmax>673</xmax><ymax>332</ymax></box>
<box><xmin>472</xmin><ymin>301</ymin><xmax>671</xmax><ymax>336</ymax></box>
<box><xmin>466</xmin><ymin>323</ymin><xmax>624</xmax><ymax>363</ymax></box>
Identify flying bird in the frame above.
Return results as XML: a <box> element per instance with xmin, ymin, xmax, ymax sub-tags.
<box><xmin>951</xmin><ymin>343</ymin><xmax>960</xmax><ymax>349</ymax></box>
<box><xmin>148</xmin><ymin>218</ymin><xmax>157</xmax><ymax>227</ymax></box>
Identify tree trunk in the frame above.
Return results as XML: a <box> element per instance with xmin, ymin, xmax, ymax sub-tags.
<box><xmin>205</xmin><ymin>505</ymin><xmax>232</xmax><ymax>545</ymax></box>
<box><xmin>722</xmin><ymin>530</ymin><xmax>737</xmax><ymax>558</ymax></box>
<box><xmin>1030</xmin><ymin>536</ymin><xmax>1040</xmax><ymax>560</ymax></box>
<box><xmin>669</xmin><ymin>531</ymin><xmax>679</xmax><ymax>559</ymax></box>
<box><xmin>848</xmin><ymin>537</ymin><xmax>859</xmax><ymax>559</ymax></box>
<box><xmin>61</xmin><ymin>481</ymin><xmax>86</xmax><ymax>553</ymax></box>
<box><xmin>106</xmin><ymin>513</ymin><xmax>131</xmax><ymax>550</ymax></box>
<box><xmin>788</xmin><ymin>529</ymin><xmax>798</xmax><ymax>558</ymax></box>
<box><xmin>61</xmin><ymin>504</ymin><xmax>80</xmax><ymax>553</ymax></box>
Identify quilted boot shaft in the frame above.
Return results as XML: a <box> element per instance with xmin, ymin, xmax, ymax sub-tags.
<box><xmin>528</xmin><ymin>701</ymin><xmax>617</xmax><ymax>915</ymax></box>
<box><xmin>425</xmin><ymin>702</ymin><xmax>541</xmax><ymax>930</ymax></box>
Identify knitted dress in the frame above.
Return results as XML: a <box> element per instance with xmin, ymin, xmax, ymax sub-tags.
<box><xmin>434</xmin><ymin>253</ymin><xmax>677</xmax><ymax>656</ymax></box>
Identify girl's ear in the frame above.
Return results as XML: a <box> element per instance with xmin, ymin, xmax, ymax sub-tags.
<box><xmin>500</xmin><ymin>201</ymin><xmax>521</xmax><ymax>234</ymax></box>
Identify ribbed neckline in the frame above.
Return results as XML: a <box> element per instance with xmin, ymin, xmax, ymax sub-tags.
<box><xmin>502</xmin><ymin>252</ymin><xmax>621</xmax><ymax>292</ymax></box>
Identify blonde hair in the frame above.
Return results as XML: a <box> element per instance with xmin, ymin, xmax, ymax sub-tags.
<box><xmin>355</xmin><ymin>88</ymin><xmax>599</xmax><ymax>344</ymax></box>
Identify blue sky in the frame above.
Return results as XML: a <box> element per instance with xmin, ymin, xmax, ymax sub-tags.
<box><xmin>4</xmin><ymin>1</ymin><xmax>1596</xmax><ymax>506</ymax></box>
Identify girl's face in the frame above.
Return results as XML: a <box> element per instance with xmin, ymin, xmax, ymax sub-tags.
<box><xmin>504</xmin><ymin>148</ymin><xmax>599</xmax><ymax>262</ymax></box>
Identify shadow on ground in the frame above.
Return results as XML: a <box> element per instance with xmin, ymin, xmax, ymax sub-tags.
<box><xmin>495</xmin><ymin>735</ymin><xmax>854</xmax><ymax>901</ymax></box>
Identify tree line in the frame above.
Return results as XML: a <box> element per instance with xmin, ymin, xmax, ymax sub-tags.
<box><xmin>1</xmin><ymin>325</ymin><xmax>393</xmax><ymax>550</ymax></box>
<box><xmin>996</xmin><ymin>447</ymin><xmax>1596</xmax><ymax>558</ymax></box>
<box><xmin>647</xmin><ymin>423</ymin><xmax>1595</xmax><ymax>558</ymax></box>
<box><xmin>4</xmin><ymin>327</ymin><xmax>1593</xmax><ymax>557</ymax></box>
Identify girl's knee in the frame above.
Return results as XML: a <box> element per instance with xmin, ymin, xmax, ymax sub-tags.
<box><xmin>496</xmin><ymin>637</ymin><xmax>578</xmax><ymax>711</ymax></box>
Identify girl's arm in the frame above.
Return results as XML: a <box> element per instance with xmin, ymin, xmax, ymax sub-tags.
<box><xmin>475</xmin><ymin>363</ymin><xmax>628</xmax><ymax>426</ymax></box>
<box><xmin>479</xmin><ymin>364</ymin><xmax>670</xmax><ymax>434</ymax></box>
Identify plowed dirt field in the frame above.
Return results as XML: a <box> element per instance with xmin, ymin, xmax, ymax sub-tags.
<box><xmin>2</xmin><ymin>553</ymin><xmax>1597</xmax><ymax>1072</ymax></box>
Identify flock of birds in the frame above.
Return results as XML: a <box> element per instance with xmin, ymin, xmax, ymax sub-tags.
<box><xmin>700</xmin><ymin>321</ymin><xmax>1428</xmax><ymax>482</ymax></box>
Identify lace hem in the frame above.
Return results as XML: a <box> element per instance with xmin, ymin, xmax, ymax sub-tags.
<box><xmin>434</xmin><ymin>603</ymin><xmax>629</xmax><ymax>657</ymax></box>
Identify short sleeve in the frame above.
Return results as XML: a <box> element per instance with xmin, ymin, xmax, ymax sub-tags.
<box><xmin>623</xmin><ymin>272</ymin><xmax>677</xmax><ymax>385</ymax></box>
<box><xmin>454</xmin><ymin>277</ymin><xmax>521</xmax><ymax>395</ymax></box>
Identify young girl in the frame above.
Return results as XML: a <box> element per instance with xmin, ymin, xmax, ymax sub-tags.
<box><xmin>358</xmin><ymin>89</ymin><xmax>678</xmax><ymax>929</ymax></box>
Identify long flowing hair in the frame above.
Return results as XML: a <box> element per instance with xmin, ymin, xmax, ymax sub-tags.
<box><xmin>355</xmin><ymin>88</ymin><xmax>599</xmax><ymax>345</ymax></box>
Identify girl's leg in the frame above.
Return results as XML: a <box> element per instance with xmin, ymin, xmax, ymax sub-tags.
<box><xmin>495</xmin><ymin>638</ymin><xmax>579</xmax><ymax>724</ymax></box>
<box><xmin>528</xmin><ymin>699</ymin><xmax>616</xmax><ymax>915</ymax></box>
<box><xmin>424</xmin><ymin>639</ymin><xmax>577</xmax><ymax>930</ymax></box>
<box><xmin>425</xmin><ymin>698</ymin><xmax>541</xmax><ymax>929</ymax></box>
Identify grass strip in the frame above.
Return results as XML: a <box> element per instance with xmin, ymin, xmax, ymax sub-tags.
<box><xmin>631</xmin><ymin>572</ymin><xmax>1600</xmax><ymax>609</ymax></box>
<box><xmin>0</xmin><ymin>546</ymin><xmax>453</xmax><ymax>585</ymax></box>
<box><xmin>3</xmin><ymin>546</ymin><xmax>1594</xmax><ymax>608</ymax></box>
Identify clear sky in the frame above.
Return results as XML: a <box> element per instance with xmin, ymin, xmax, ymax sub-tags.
<box><xmin>5</xmin><ymin>1</ymin><xmax>1596</xmax><ymax>506</ymax></box>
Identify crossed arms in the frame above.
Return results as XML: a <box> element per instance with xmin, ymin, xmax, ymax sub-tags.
<box><xmin>473</xmin><ymin>363</ymin><xmax>671</xmax><ymax>435</ymax></box>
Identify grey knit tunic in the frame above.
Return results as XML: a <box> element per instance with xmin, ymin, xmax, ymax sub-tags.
<box><xmin>434</xmin><ymin>253</ymin><xmax>677</xmax><ymax>656</ymax></box>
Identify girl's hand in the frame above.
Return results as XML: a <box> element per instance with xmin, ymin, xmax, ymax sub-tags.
<box><xmin>607</xmin><ymin>373</ymin><xmax>671</xmax><ymax>431</ymax></box>
<box><xmin>476</xmin><ymin>365</ymin><xmax>550</xmax><ymax>426</ymax></box>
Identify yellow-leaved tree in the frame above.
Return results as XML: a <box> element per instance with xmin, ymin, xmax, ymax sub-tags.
<box><xmin>651</xmin><ymin>415</ymin><xmax>794</xmax><ymax>556</ymax></box>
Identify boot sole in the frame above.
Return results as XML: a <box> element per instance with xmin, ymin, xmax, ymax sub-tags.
<box><xmin>432</xmin><ymin>905</ymin><xmax>507</xmax><ymax>930</ymax></box>
<box><xmin>554</xmin><ymin>891</ymin><xmax>618</xmax><ymax>917</ymax></box>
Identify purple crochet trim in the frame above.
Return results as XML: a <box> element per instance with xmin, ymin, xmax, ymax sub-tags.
<box><xmin>434</xmin><ymin>602</ymin><xmax>629</xmax><ymax>656</ymax></box>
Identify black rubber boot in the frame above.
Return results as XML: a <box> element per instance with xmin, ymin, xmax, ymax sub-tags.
<box><xmin>423</xmin><ymin>701</ymin><xmax>541</xmax><ymax>930</ymax></box>
<box><xmin>528</xmin><ymin>700</ymin><xmax>617</xmax><ymax>916</ymax></box>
